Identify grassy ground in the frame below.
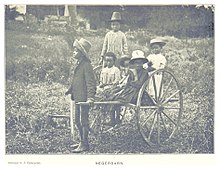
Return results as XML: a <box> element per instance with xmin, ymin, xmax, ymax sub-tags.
<box><xmin>5</xmin><ymin>29</ymin><xmax>214</xmax><ymax>154</ymax></box>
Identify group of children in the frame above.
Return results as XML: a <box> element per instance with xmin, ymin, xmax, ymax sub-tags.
<box><xmin>65</xmin><ymin>12</ymin><xmax>167</xmax><ymax>153</ymax></box>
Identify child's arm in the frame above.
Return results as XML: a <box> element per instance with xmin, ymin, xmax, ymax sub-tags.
<box><xmin>84</xmin><ymin>63</ymin><xmax>97</xmax><ymax>100</ymax></box>
<box><xmin>128</xmin><ymin>71</ymin><xmax>148</xmax><ymax>89</ymax></box>
<box><xmin>101</xmin><ymin>33</ymin><xmax>109</xmax><ymax>57</ymax></box>
<box><xmin>122</xmin><ymin>33</ymin><xmax>128</xmax><ymax>55</ymax></box>
<box><xmin>112</xmin><ymin>68</ymin><xmax>121</xmax><ymax>85</ymax></box>
<box><xmin>65</xmin><ymin>84</ymin><xmax>73</xmax><ymax>95</ymax></box>
<box><xmin>159</xmin><ymin>57</ymin><xmax>167</xmax><ymax>69</ymax></box>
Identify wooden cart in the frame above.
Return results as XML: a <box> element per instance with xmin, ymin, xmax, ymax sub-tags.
<box><xmin>76</xmin><ymin>67</ymin><xmax>183</xmax><ymax>146</ymax></box>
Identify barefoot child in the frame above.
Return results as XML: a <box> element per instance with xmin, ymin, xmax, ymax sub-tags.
<box><xmin>99</xmin><ymin>12</ymin><xmax>128</xmax><ymax>66</ymax></box>
<box><xmin>65</xmin><ymin>38</ymin><xmax>96</xmax><ymax>153</ymax></box>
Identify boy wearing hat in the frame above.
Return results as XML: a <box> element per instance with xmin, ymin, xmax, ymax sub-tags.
<box><xmin>146</xmin><ymin>38</ymin><xmax>167</xmax><ymax>70</ymax></box>
<box><xmin>65</xmin><ymin>38</ymin><xmax>96</xmax><ymax>153</ymax></box>
<box><xmin>144</xmin><ymin>38</ymin><xmax>167</xmax><ymax>97</ymax></box>
<box><xmin>99</xmin><ymin>12</ymin><xmax>128</xmax><ymax>66</ymax></box>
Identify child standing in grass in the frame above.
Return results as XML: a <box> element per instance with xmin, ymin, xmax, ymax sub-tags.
<box><xmin>65</xmin><ymin>38</ymin><xmax>96</xmax><ymax>153</ymax></box>
<box><xmin>99</xmin><ymin>12</ymin><xmax>128</xmax><ymax>66</ymax></box>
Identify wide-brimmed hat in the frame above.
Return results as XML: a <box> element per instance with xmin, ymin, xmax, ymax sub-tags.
<box><xmin>110</xmin><ymin>12</ymin><xmax>122</xmax><ymax>22</ymax></box>
<box><xmin>118</xmin><ymin>55</ymin><xmax>131</xmax><ymax>67</ymax></box>
<box><xmin>129</xmin><ymin>50</ymin><xmax>148</xmax><ymax>65</ymax></box>
<box><xmin>73</xmin><ymin>38</ymin><xmax>91</xmax><ymax>59</ymax></box>
<box><xmin>150</xmin><ymin>38</ymin><xmax>166</xmax><ymax>48</ymax></box>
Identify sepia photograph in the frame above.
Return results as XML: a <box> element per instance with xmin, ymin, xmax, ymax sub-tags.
<box><xmin>3</xmin><ymin>1</ymin><xmax>217</xmax><ymax>167</ymax></box>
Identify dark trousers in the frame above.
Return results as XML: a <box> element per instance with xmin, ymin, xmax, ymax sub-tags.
<box><xmin>74</xmin><ymin>103</ymin><xmax>90</xmax><ymax>141</ymax></box>
<box><xmin>75</xmin><ymin>103</ymin><xmax>90</xmax><ymax>129</ymax></box>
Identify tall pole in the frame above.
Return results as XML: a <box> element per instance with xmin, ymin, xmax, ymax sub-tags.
<box><xmin>68</xmin><ymin>5</ymin><xmax>77</xmax><ymax>25</ymax></box>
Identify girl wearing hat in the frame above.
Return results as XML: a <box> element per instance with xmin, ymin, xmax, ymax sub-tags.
<box><xmin>144</xmin><ymin>38</ymin><xmax>167</xmax><ymax>97</ymax></box>
<box><xmin>65</xmin><ymin>38</ymin><xmax>96</xmax><ymax>153</ymax></box>
<box><xmin>99</xmin><ymin>12</ymin><xmax>128</xmax><ymax>66</ymax></box>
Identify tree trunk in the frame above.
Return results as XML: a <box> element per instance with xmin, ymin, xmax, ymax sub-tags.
<box><xmin>68</xmin><ymin>5</ymin><xmax>77</xmax><ymax>25</ymax></box>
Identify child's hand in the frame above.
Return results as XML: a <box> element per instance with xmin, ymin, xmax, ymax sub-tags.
<box><xmin>65</xmin><ymin>90</ymin><xmax>71</xmax><ymax>96</ymax></box>
<box><xmin>147</xmin><ymin>61</ymin><xmax>153</xmax><ymax>67</ymax></box>
<box><xmin>99</xmin><ymin>84</ymin><xmax>105</xmax><ymax>88</ymax></box>
<box><xmin>98</xmin><ymin>56</ymin><xmax>104</xmax><ymax>65</ymax></box>
<box><xmin>143</xmin><ymin>63</ymin><xmax>148</xmax><ymax>69</ymax></box>
<box><xmin>87</xmin><ymin>98</ymin><xmax>95</xmax><ymax>107</ymax></box>
<box><xmin>113</xmin><ymin>82</ymin><xmax>119</xmax><ymax>87</ymax></box>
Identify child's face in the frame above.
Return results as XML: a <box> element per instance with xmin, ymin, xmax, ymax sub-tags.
<box><xmin>132</xmin><ymin>59</ymin><xmax>144</xmax><ymax>71</ymax></box>
<box><xmin>73</xmin><ymin>47</ymin><xmax>83</xmax><ymax>60</ymax></box>
<box><xmin>151</xmin><ymin>44</ymin><xmax>162</xmax><ymax>54</ymax></box>
<box><xmin>111</xmin><ymin>21</ymin><xmax>120</xmax><ymax>32</ymax></box>
<box><xmin>123</xmin><ymin>60</ymin><xmax>130</xmax><ymax>68</ymax></box>
<box><xmin>105</xmin><ymin>56</ymin><xmax>115</xmax><ymax>68</ymax></box>
<box><xmin>121</xmin><ymin>60</ymin><xmax>130</xmax><ymax>74</ymax></box>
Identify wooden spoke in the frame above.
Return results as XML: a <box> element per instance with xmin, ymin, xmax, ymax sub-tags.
<box><xmin>148</xmin><ymin>111</ymin><xmax>157</xmax><ymax>140</ymax></box>
<box><xmin>152</xmin><ymin>75</ymin><xmax>158</xmax><ymax>101</ymax></box>
<box><xmin>140</xmin><ymin>106</ymin><xmax>158</xmax><ymax>109</ymax></box>
<box><xmin>160</xmin><ymin>77</ymin><xmax>173</xmax><ymax>102</ymax></box>
<box><xmin>160</xmin><ymin>112</ymin><xmax>169</xmax><ymax>137</ymax></box>
<box><xmin>90</xmin><ymin>112</ymin><xmax>101</xmax><ymax>129</ymax></box>
<box><xmin>157</xmin><ymin>111</ymin><xmax>161</xmax><ymax>144</ymax></box>
<box><xmin>141</xmin><ymin>110</ymin><xmax>157</xmax><ymax>127</ymax></box>
<box><xmin>163</xmin><ymin>90</ymin><xmax>180</xmax><ymax>104</ymax></box>
<box><xmin>161</xmin><ymin>111</ymin><xmax>177</xmax><ymax>126</ymax></box>
<box><xmin>144</xmin><ymin>89</ymin><xmax>157</xmax><ymax>105</ymax></box>
<box><xmin>158</xmin><ymin>71</ymin><xmax>164</xmax><ymax>100</ymax></box>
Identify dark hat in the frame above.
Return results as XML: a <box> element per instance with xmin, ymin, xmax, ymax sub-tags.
<box><xmin>73</xmin><ymin>38</ymin><xmax>91</xmax><ymax>59</ymax></box>
<box><xmin>129</xmin><ymin>50</ymin><xmax>148</xmax><ymax>65</ymax></box>
<box><xmin>118</xmin><ymin>55</ymin><xmax>131</xmax><ymax>67</ymax></box>
<box><xmin>110</xmin><ymin>12</ymin><xmax>122</xmax><ymax>22</ymax></box>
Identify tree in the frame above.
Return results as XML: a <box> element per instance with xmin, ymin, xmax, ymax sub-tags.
<box><xmin>5</xmin><ymin>5</ymin><xmax>20</xmax><ymax>22</ymax></box>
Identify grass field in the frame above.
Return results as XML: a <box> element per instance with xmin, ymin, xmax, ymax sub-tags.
<box><xmin>5</xmin><ymin>27</ymin><xmax>214</xmax><ymax>154</ymax></box>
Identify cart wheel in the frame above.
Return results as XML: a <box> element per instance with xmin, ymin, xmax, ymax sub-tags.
<box><xmin>136</xmin><ymin>68</ymin><xmax>183</xmax><ymax>146</ymax></box>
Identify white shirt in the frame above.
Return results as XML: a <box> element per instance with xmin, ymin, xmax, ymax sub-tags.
<box><xmin>100</xmin><ymin>66</ymin><xmax>121</xmax><ymax>86</ymax></box>
<box><xmin>146</xmin><ymin>54</ymin><xmax>167</xmax><ymax>97</ymax></box>
<box><xmin>101</xmin><ymin>30</ymin><xmax>128</xmax><ymax>57</ymax></box>
<box><xmin>147</xmin><ymin>54</ymin><xmax>167</xmax><ymax>69</ymax></box>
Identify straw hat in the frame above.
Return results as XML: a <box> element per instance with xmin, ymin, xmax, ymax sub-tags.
<box><xmin>110</xmin><ymin>12</ymin><xmax>122</xmax><ymax>22</ymax></box>
<box><xmin>118</xmin><ymin>55</ymin><xmax>131</xmax><ymax>67</ymax></box>
<box><xmin>73</xmin><ymin>38</ymin><xmax>91</xmax><ymax>59</ymax></box>
<box><xmin>150</xmin><ymin>38</ymin><xmax>166</xmax><ymax>48</ymax></box>
<box><xmin>129</xmin><ymin>50</ymin><xmax>148</xmax><ymax>65</ymax></box>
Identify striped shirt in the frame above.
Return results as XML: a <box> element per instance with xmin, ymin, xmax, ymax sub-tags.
<box><xmin>100</xmin><ymin>66</ymin><xmax>121</xmax><ymax>90</ymax></box>
<box><xmin>101</xmin><ymin>30</ymin><xmax>128</xmax><ymax>58</ymax></box>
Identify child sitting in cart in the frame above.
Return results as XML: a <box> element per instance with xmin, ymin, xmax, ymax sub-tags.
<box><xmin>143</xmin><ymin>38</ymin><xmax>167</xmax><ymax>97</ymax></box>
<box><xmin>106</xmin><ymin>50</ymin><xmax>154</xmax><ymax>126</ymax></box>
<box><xmin>96</xmin><ymin>52</ymin><xmax>121</xmax><ymax>95</ymax></box>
